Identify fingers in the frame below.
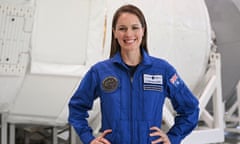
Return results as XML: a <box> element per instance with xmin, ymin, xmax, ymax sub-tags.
<box><xmin>91</xmin><ymin>137</ymin><xmax>111</xmax><ymax>144</ymax></box>
<box><xmin>149</xmin><ymin>127</ymin><xmax>171</xmax><ymax>144</ymax></box>
<box><xmin>150</xmin><ymin>126</ymin><xmax>165</xmax><ymax>136</ymax></box>
<box><xmin>90</xmin><ymin>129</ymin><xmax>112</xmax><ymax>144</ymax></box>
<box><xmin>97</xmin><ymin>129</ymin><xmax>112</xmax><ymax>144</ymax></box>
<box><xmin>99</xmin><ymin>129</ymin><xmax>112</xmax><ymax>139</ymax></box>
<box><xmin>98</xmin><ymin>137</ymin><xmax>111</xmax><ymax>144</ymax></box>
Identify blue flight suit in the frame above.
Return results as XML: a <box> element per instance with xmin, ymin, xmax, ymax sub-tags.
<box><xmin>68</xmin><ymin>49</ymin><xmax>199</xmax><ymax>144</ymax></box>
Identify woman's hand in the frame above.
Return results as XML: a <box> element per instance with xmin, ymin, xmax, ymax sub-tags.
<box><xmin>90</xmin><ymin>129</ymin><xmax>112</xmax><ymax>144</ymax></box>
<box><xmin>149</xmin><ymin>127</ymin><xmax>171</xmax><ymax>144</ymax></box>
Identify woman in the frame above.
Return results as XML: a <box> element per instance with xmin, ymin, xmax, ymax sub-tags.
<box><xmin>68</xmin><ymin>4</ymin><xmax>199</xmax><ymax>144</ymax></box>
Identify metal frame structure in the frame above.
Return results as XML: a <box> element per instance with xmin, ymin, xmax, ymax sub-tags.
<box><xmin>182</xmin><ymin>52</ymin><xmax>225</xmax><ymax>143</ymax></box>
<box><xmin>1</xmin><ymin>113</ymin><xmax>8</xmax><ymax>144</ymax></box>
<box><xmin>225</xmin><ymin>80</ymin><xmax>240</xmax><ymax>133</ymax></box>
<box><xmin>0</xmin><ymin>119</ymin><xmax>70</xmax><ymax>144</ymax></box>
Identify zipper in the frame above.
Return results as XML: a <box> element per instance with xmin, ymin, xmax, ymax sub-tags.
<box><xmin>129</xmin><ymin>67</ymin><xmax>138</xmax><ymax>144</ymax></box>
<box><xmin>127</xmin><ymin>71</ymin><xmax>134</xmax><ymax>144</ymax></box>
<box><xmin>124</xmin><ymin>63</ymin><xmax>141</xmax><ymax>143</ymax></box>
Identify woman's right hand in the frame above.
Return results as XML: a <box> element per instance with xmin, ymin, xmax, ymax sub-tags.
<box><xmin>149</xmin><ymin>127</ymin><xmax>171</xmax><ymax>144</ymax></box>
<box><xmin>90</xmin><ymin>129</ymin><xmax>112</xmax><ymax>144</ymax></box>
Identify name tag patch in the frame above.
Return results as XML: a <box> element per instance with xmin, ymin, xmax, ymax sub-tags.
<box><xmin>144</xmin><ymin>74</ymin><xmax>162</xmax><ymax>84</ymax></box>
<box><xmin>143</xmin><ymin>74</ymin><xmax>163</xmax><ymax>92</ymax></box>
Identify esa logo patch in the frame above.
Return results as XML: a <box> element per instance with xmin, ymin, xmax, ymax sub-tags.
<box><xmin>102</xmin><ymin>76</ymin><xmax>119</xmax><ymax>92</ymax></box>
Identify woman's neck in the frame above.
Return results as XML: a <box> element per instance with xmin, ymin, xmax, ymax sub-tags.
<box><xmin>121</xmin><ymin>49</ymin><xmax>141</xmax><ymax>66</ymax></box>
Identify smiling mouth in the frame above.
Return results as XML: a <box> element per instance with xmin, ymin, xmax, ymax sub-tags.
<box><xmin>124</xmin><ymin>39</ymin><xmax>136</xmax><ymax>44</ymax></box>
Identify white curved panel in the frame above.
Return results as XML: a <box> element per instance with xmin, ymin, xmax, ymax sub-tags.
<box><xmin>0</xmin><ymin>1</ymin><xmax>34</xmax><ymax>111</ymax></box>
<box><xmin>101</xmin><ymin>0</ymin><xmax>211</xmax><ymax>90</ymax></box>
<box><xmin>146</xmin><ymin>0</ymin><xmax>211</xmax><ymax>90</ymax></box>
<box><xmin>8</xmin><ymin>74</ymin><xmax>79</xmax><ymax>125</ymax></box>
<box><xmin>31</xmin><ymin>0</ymin><xmax>90</xmax><ymax>65</ymax></box>
<box><xmin>0</xmin><ymin>77</ymin><xmax>24</xmax><ymax>112</ymax></box>
<box><xmin>4</xmin><ymin>0</ymin><xmax>211</xmax><ymax>126</ymax></box>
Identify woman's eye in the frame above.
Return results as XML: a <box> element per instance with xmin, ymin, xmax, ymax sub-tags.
<box><xmin>118</xmin><ymin>27</ymin><xmax>127</xmax><ymax>31</ymax></box>
<box><xmin>132</xmin><ymin>27</ymin><xmax>140</xmax><ymax>30</ymax></box>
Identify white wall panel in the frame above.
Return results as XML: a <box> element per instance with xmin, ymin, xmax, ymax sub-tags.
<box><xmin>31</xmin><ymin>0</ymin><xmax>90</xmax><ymax>65</ymax></box>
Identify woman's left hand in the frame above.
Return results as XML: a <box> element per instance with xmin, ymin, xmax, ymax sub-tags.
<box><xmin>149</xmin><ymin>126</ymin><xmax>171</xmax><ymax>144</ymax></box>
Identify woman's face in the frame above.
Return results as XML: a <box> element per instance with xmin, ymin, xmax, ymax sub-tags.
<box><xmin>113</xmin><ymin>12</ymin><xmax>144</xmax><ymax>53</ymax></box>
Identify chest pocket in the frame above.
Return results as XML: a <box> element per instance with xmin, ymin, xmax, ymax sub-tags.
<box><xmin>100</xmin><ymin>75</ymin><xmax>121</xmax><ymax>120</ymax></box>
<box><xmin>142</xmin><ymin>74</ymin><xmax>165</xmax><ymax>120</ymax></box>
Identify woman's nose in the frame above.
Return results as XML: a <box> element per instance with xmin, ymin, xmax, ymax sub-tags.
<box><xmin>125</xmin><ymin>29</ymin><xmax>133</xmax><ymax>36</ymax></box>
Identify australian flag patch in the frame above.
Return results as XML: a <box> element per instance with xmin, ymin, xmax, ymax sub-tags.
<box><xmin>170</xmin><ymin>73</ymin><xmax>181</xmax><ymax>87</ymax></box>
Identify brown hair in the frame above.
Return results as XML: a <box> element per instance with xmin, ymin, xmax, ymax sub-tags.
<box><xmin>109</xmin><ymin>4</ymin><xmax>148</xmax><ymax>58</ymax></box>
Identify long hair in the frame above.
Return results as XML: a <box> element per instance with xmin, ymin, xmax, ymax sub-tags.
<box><xmin>109</xmin><ymin>4</ymin><xmax>148</xmax><ymax>58</ymax></box>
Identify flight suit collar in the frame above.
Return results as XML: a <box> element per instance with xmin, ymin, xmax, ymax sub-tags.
<box><xmin>111</xmin><ymin>48</ymin><xmax>152</xmax><ymax>67</ymax></box>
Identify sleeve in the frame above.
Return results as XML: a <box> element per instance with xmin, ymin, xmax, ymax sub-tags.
<box><xmin>68</xmin><ymin>67</ymin><xmax>99</xmax><ymax>144</ymax></box>
<box><xmin>165</xmin><ymin>65</ymin><xmax>200</xmax><ymax>144</ymax></box>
